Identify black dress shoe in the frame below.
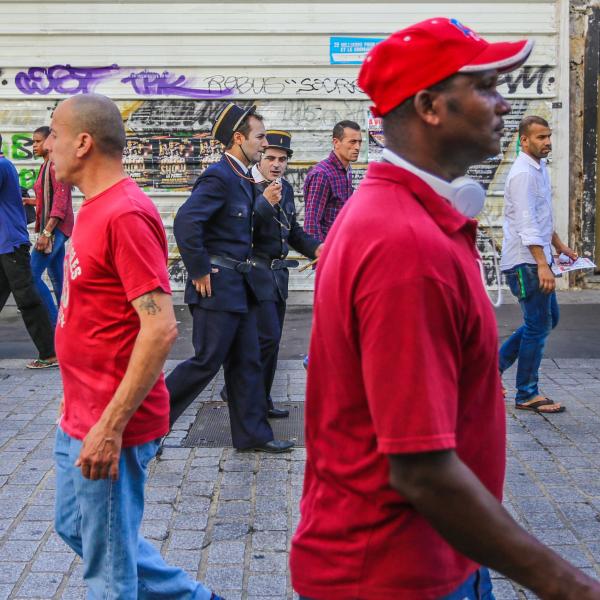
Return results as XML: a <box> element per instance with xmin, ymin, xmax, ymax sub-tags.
<box><xmin>251</xmin><ymin>440</ymin><xmax>295</xmax><ymax>453</ymax></box>
<box><xmin>220</xmin><ymin>386</ymin><xmax>228</xmax><ymax>402</ymax></box>
<box><xmin>268</xmin><ymin>407</ymin><xmax>290</xmax><ymax>419</ymax></box>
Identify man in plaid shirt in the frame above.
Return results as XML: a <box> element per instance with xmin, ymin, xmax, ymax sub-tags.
<box><xmin>303</xmin><ymin>120</ymin><xmax>362</xmax><ymax>242</ymax></box>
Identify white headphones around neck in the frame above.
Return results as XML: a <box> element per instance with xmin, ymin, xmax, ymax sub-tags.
<box><xmin>380</xmin><ymin>149</ymin><xmax>501</xmax><ymax>306</ymax></box>
<box><xmin>380</xmin><ymin>148</ymin><xmax>486</xmax><ymax>218</ymax></box>
<box><xmin>447</xmin><ymin>176</ymin><xmax>486</xmax><ymax>219</ymax></box>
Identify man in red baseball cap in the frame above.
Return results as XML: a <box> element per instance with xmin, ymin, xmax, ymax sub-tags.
<box><xmin>291</xmin><ymin>17</ymin><xmax>600</xmax><ymax>600</ymax></box>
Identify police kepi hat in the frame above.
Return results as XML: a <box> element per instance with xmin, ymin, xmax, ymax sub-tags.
<box><xmin>212</xmin><ymin>103</ymin><xmax>257</xmax><ymax>145</ymax></box>
<box><xmin>265</xmin><ymin>130</ymin><xmax>293</xmax><ymax>157</ymax></box>
<box><xmin>358</xmin><ymin>17</ymin><xmax>534</xmax><ymax>117</ymax></box>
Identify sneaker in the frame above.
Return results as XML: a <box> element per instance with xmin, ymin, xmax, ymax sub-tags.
<box><xmin>302</xmin><ymin>355</ymin><xmax>309</xmax><ymax>370</ymax></box>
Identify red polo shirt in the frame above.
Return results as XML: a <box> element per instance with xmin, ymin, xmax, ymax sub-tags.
<box><xmin>290</xmin><ymin>163</ymin><xmax>505</xmax><ymax>600</ymax></box>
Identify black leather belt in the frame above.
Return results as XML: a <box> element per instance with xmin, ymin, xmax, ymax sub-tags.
<box><xmin>251</xmin><ymin>256</ymin><xmax>299</xmax><ymax>270</ymax></box>
<box><xmin>209</xmin><ymin>255</ymin><xmax>252</xmax><ymax>273</ymax></box>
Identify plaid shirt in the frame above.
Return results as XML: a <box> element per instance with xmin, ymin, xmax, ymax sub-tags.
<box><xmin>303</xmin><ymin>151</ymin><xmax>353</xmax><ymax>242</ymax></box>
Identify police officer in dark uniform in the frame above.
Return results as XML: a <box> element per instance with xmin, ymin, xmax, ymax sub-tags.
<box><xmin>221</xmin><ymin>130</ymin><xmax>322</xmax><ymax>417</ymax></box>
<box><xmin>166</xmin><ymin>104</ymin><xmax>294</xmax><ymax>453</ymax></box>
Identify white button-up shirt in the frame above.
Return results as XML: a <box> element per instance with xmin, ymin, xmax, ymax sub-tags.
<box><xmin>225</xmin><ymin>152</ymin><xmax>251</xmax><ymax>176</ymax></box>
<box><xmin>500</xmin><ymin>151</ymin><xmax>554</xmax><ymax>270</ymax></box>
<box><xmin>251</xmin><ymin>163</ymin><xmax>267</xmax><ymax>183</ymax></box>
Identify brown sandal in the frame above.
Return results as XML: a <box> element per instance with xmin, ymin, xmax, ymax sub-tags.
<box><xmin>26</xmin><ymin>358</ymin><xmax>59</xmax><ymax>369</ymax></box>
<box><xmin>515</xmin><ymin>396</ymin><xmax>565</xmax><ymax>414</ymax></box>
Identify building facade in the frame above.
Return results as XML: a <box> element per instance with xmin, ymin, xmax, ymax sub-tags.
<box><xmin>0</xmin><ymin>0</ymin><xmax>572</xmax><ymax>295</ymax></box>
<box><xmin>570</xmin><ymin>1</ymin><xmax>600</xmax><ymax>285</ymax></box>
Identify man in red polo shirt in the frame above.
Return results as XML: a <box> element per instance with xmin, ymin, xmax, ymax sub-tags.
<box><xmin>290</xmin><ymin>18</ymin><xmax>600</xmax><ymax>600</ymax></box>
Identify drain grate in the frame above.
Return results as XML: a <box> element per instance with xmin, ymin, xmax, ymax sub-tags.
<box><xmin>183</xmin><ymin>402</ymin><xmax>305</xmax><ymax>448</ymax></box>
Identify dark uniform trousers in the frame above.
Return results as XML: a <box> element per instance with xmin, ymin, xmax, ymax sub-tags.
<box><xmin>256</xmin><ymin>299</ymin><xmax>287</xmax><ymax>410</ymax></box>
<box><xmin>165</xmin><ymin>156</ymin><xmax>274</xmax><ymax>450</ymax></box>
<box><xmin>166</xmin><ymin>303</ymin><xmax>273</xmax><ymax>449</ymax></box>
<box><xmin>250</xmin><ymin>178</ymin><xmax>320</xmax><ymax>406</ymax></box>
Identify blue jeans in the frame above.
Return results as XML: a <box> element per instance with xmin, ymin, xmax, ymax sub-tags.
<box><xmin>298</xmin><ymin>567</ymin><xmax>495</xmax><ymax>600</ymax></box>
<box><xmin>54</xmin><ymin>427</ymin><xmax>213</xmax><ymax>600</ymax></box>
<box><xmin>31</xmin><ymin>228</ymin><xmax>67</xmax><ymax>327</ymax></box>
<box><xmin>499</xmin><ymin>263</ymin><xmax>559</xmax><ymax>403</ymax></box>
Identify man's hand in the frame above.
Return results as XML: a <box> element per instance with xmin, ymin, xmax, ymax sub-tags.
<box><xmin>75</xmin><ymin>421</ymin><xmax>123</xmax><ymax>480</ymax></box>
<box><xmin>537</xmin><ymin>263</ymin><xmax>555</xmax><ymax>294</ymax></box>
<box><xmin>263</xmin><ymin>181</ymin><xmax>282</xmax><ymax>206</ymax></box>
<box><xmin>560</xmin><ymin>246</ymin><xmax>578</xmax><ymax>261</ymax></box>
<box><xmin>193</xmin><ymin>268</ymin><xmax>219</xmax><ymax>297</ymax></box>
<box><xmin>35</xmin><ymin>235</ymin><xmax>50</xmax><ymax>253</ymax></box>
<box><xmin>315</xmin><ymin>244</ymin><xmax>324</xmax><ymax>258</ymax></box>
<box><xmin>552</xmin><ymin>232</ymin><xmax>578</xmax><ymax>262</ymax></box>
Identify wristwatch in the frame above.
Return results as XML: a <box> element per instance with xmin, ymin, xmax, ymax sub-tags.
<box><xmin>41</xmin><ymin>229</ymin><xmax>52</xmax><ymax>238</ymax></box>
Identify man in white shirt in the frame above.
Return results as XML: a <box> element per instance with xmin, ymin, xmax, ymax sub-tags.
<box><xmin>499</xmin><ymin>115</ymin><xmax>577</xmax><ymax>413</ymax></box>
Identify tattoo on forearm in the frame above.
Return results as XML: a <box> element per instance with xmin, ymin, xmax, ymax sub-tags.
<box><xmin>138</xmin><ymin>293</ymin><xmax>161</xmax><ymax>315</ymax></box>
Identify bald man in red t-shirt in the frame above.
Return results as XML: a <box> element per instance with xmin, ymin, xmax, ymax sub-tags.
<box><xmin>47</xmin><ymin>94</ymin><xmax>221</xmax><ymax>600</ymax></box>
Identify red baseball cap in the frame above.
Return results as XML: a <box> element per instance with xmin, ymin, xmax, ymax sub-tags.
<box><xmin>358</xmin><ymin>17</ymin><xmax>534</xmax><ymax>117</ymax></box>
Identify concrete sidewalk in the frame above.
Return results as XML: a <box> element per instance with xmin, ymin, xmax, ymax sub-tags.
<box><xmin>1</xmin><ymin>358</ymin><xmax>600</xmax><ymax>599</ymax></box>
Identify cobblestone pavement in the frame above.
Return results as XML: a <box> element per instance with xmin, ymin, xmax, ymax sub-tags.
<box><xmin>1</xmin><ymin>357</ymin><xmax>600</xmax><ymax>599</ymax></box>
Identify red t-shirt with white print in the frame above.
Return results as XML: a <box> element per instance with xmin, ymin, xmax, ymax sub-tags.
<box><xmin>55</xmin><ymin>177</ymin><xmax>171</xmax><ymax>447</ymax></box>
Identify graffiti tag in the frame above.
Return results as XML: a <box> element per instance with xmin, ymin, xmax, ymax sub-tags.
<box><xmin>10</xmin><ymin>133</ymin><xmax>34</xmax><ymax>160</ymax></box>
<box><xmin>289</xmin><ymin>77</ymin><xmax>361</xmax><ymax>96</ymax></box>
<box><xmin>15</xmin><ymin>64</ymin><xmax>120</xmax><ymax>95</ymax></box>
<box><xmin>204</xmin><ymin>75</ymin><xmax>286</xmax><ymax>96</ymax></box>
<box><xmin>498</xmin><ymin>66</ymin><xmax>553</xmax><ymax>96</ymax></box>
<box><xmin>10</xmin><ymin>64</ymin><xmax>555</xmax><ymax>99</ymax></box>
<box><xmin>121</xmin><ymin>70</ymin><xmax>233</xmax><ymax>99</ymax></box>
<box><xmin>203</xmin><ymin>75</ymin><xmax>361</xmax><ymax>97</ymax></box>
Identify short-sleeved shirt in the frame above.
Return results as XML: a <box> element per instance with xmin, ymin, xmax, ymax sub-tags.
<box><xmin>0</xmin><ymin>155</ymin><xmax>30</xmax><ymax>254</ymax></box>
<box><xmin>55</xmin><ymin>177</ymin><xmax>171</xmax><ymax>447</ymax></box>
<box><xmin>500</xmin><ymin>152</ymin><xmax>553</xmax><ymax>270</ymax></box>
<box><xmin>290</xmin><ymin>162</ymin><xmax>505</xmax><ymax>600</ymax></box>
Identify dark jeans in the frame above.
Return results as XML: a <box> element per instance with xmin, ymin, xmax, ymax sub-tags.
<box><xmin>440</xmin><ymin>568</ymin><xmax>495</xmax><ymax>600</ymax></box>
<box><xmin>298</xmin><ymin>567</ymin><xmax>495</xmax><ymax>600</ymax></box>
<box><xmin>499</xmin><ymin>263</ymin><xmax>559</xmax><ymax>403</ymax></box>
<box><xmin>0</xmin><ymin>244</ymin><xmax>55</xmax><ymax>359</ymax></box>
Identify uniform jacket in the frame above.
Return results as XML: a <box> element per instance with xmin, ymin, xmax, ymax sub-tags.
<box><xmin>250</xmin><ymin>177</ymin><xmax>320</xmax><ymax>302</ymax></box>
<box><xmin>174</xmin><ymin>155</ymin><xmax>255</xmax><ymax>312</ymax></box>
